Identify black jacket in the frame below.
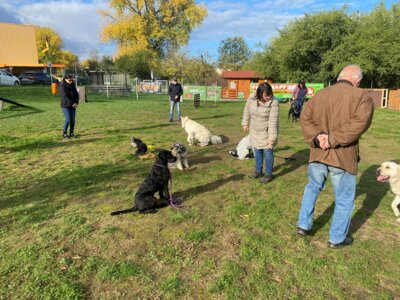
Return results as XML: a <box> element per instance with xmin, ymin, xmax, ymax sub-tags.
<box><xmin>168</xmin><ymin>83</ymin><xmax>183</xmax><ymax>102</ymax></box>
<box><xmin>60</xmin><ymin>80</ymin><xmax>79</xmax><ymax>108</ymax></box>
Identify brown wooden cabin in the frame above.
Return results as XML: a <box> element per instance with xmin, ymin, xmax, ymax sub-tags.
<box><xmin>221</xmin><ymin>70</ymin><xmax>263</xmax><ymax>99</ymax></box>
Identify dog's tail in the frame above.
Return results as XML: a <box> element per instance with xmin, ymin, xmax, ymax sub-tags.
<box><xmin>110</xmin><ymin>207</ymin><xmax>137</xmax><ymax>216</ymax></box>
<box><xmin>211</xmin><ymin>135</ymin><xmax>223</xmax><ymax>145</ymax></box>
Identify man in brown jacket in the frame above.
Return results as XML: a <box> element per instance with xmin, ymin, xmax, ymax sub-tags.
<box><xmin>296</xmin><ymin>65</ymin><xmax>374</xmax><ymax>249</ymax></box>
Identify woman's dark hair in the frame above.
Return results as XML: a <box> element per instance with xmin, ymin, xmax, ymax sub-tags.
<box><xmin>298</xmin><ymin>79</ymin><xmax>307</xmax><ymax>90</ymax></box>
<box><xmin>64</xmin><ymin>74</ymin><xmax>74</xmax><ymax>80</ymax></box>
<box><xmin>256</xmin><ymin>82</ymin><xmax>273</xmax><ymax>100</ymax></box>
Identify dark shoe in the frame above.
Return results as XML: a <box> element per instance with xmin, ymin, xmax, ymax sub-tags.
<box><xmin>69</xmin><ymin>133</ymin><xmax>76</xmax><ymax>138</ymax></box>
<box><xmin>297</xmin><ymin>227</ymin><xmax>310</xmax><ymax>236</ymax></box>
<box><xmin>328</xmin><ymin>236</ymin><xmax>353</xmax><ymax>249</ymax></box>
<box><xmin>248</xmin><ymin>171</ymin><xmax>263</xmax><ymax>179</ymax></box>
<box><xmin>260</xmin><ymin>175</ymin><xmax>273</xmax><ymax>184</ymax></box>
<box><xmin>63</xmin><ymin>133</ymin><xmax>69</xmax><ymax>139</ymax></box>
<box><xmin>169</xmin><ymin>118</ymin><xmax>173</xmax><ymax>122</ymax></box>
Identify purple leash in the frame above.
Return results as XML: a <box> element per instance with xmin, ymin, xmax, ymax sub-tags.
<box><xmin>154</xmin><ymin>163</ymin><xmax>190</xmax><ymax>210</ymax></box>
<box><xmin>168</xmin><ymin>172</ymin><xmax>190</xmax><ymax>210</ymax></box>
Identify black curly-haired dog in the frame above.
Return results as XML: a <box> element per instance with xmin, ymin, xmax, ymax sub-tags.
<box><xmin>131</xmin><ymin>137</ymin><xmax>148</xmax><ymax>156</ymax></box>
<box><xmin>110</xmin><ymin>150</ymin><xmax>177</xmax><ymax>215</ymax></box>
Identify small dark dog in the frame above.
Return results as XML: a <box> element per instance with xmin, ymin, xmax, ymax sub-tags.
<box><xmin>131</xmin><ymin>137</ymin><xmax>148</xmax><ymax>156</ymax></box>
<box><xmin>170</xmin><ymin>143</ymin><xmax>189</xmax><ymax>170</ymax></box>
<box><xmin>110</xmin><ymin>150</ymin><xmax>177</xmax><ymax>215</ymax></box>
<box><xmin>288</xmin><ymin>102</ymin><xmax>301</xmax><ymax>122</ymax></box>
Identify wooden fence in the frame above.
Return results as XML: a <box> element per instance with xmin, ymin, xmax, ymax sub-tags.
<box><xmin>388</xmin><ymin>89</ymin><xmax>400</xmax><ymax>110</ymax></box>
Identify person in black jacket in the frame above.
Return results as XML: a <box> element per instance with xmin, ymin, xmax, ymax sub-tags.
<box><xmin>60</xmin><ymin>75</ymin><xmax>79</xmax><ymax>138</ymax></box>
<box><xmin>168</xmin><ymin>77</ymin><xmax>183</xmax><ymax>122</ymax></box>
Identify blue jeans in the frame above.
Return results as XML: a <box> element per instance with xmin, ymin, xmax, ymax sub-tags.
<box><xmin>253</xmin><ymin>148</ymin><xmax>274</xmax><ymax>176</ymax></box>
<box><xmin>61</xmin><ymin>107</ymin><xmax>76</xmax><ymax>134</ymax></box>
<box><xmin>298</xmin><ymin>162</ymin><xmax>356</xmax><ymax>244</ymax></box>
<box><xmin>169</xmin><ymin>101</ymin><xmax>181</xmax><ymax>120</ymax></box>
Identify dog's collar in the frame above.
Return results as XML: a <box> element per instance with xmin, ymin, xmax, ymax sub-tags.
<box><xmin>154</xmin><ymin>163</ymin><xmax>167</xmax><ymax>168</ymax></box>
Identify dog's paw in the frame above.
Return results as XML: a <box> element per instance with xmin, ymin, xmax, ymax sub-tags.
<box><xmin>396</xmin><ymin>218</ymin><xmax>400</xmax><ymax>223</ymax></box>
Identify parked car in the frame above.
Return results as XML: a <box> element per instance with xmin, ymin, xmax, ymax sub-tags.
<box><xmin>18</xmin><ymin>72</ymin><xmax>59</xmax><ymax>85</ymax></box>
<box><xmin>0</xmin><ymin>69</ymin><xmax>20</xmax><ymax>86</ymax></box>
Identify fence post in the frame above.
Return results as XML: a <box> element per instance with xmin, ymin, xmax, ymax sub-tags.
<box><xmin>0</xmin><ymin>100</ymin><xmax>3</xmax><ymax>111</ymax></box>
<box><xmin>194</xmin><ymin>93</ymin><xmax>200</xmax><ymax>109</ymax></box>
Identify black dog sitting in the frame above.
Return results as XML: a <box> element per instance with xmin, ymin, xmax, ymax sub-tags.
<box><xmin>110</xmin><ymin>150</ymin><xmax>177</xmax><ymax>215</ymax></box>
<box><xmin>131</xmin><ymin>137</ymin><xmax>148</xmax><ymax>156</ymax></box>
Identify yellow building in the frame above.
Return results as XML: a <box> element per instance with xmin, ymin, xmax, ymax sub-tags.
<box><xmin>0</xmin><ymin>22</ymin><xmax>64</xmax><ymax>75</ymax></box>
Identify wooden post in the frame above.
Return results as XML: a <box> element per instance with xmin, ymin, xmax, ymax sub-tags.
<box><xmin>0</xmin><ymin>100</ymin><xmax>3</xmax><ymax>111</ymax></box>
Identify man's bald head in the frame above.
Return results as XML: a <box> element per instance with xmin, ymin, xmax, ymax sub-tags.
<box><xmin>337</xmin><ymin>65</ymin><xmax>363</xmax><ymax>87</ymax></box>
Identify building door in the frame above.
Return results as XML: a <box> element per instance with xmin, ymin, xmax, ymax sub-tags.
<box><xmin>238</xmin><ymin>79</ymin><xmax>250</xmax><ymax>99</ymax></box>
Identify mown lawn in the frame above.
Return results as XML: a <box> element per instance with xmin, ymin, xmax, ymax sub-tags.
<box><xmin>0</xmin><ymin>86</ymin><xmax>399</xmax><ymax>299</ymax></box>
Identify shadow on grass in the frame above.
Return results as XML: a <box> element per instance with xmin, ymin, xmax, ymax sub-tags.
<box><xmin>189</xmin><ymin>155</ymin><xmax>222</xmax><ymax>166</ymax></box>
<box><xmin>273</xmin><ymin>148</ymin><xmax>309</xmax><ymax>178</ymax></box>
<box><xmin>174</xmin><ymin>174</ymin><xmax>245</xmax><ymax>201</ymax></box>
<box><xmin>0</xmin><ymin>109</ymin><xmax>44</xmax><ymax>120</ymax></box>
<box><xmin>350</xmin><ymin>164</ymin><xmax>389</xmax><ymax>235</ymax></box>
<box><xmin>0</xmin><ymin>161</ymin><xmax>142</xmax><ymax>212</ymax></box>
<box><xmin>191</xmin><ymin>114</ymin><xmax>234</xmax><ymax>121</ymax></box>
<box><xmin>0</xmin><ymin>137</ymin><xmax>102</xmax><ymax>153</ymax></box>
<box><xmin>311</xmin><ymin>165</ymin><xmax>389</xmax><ymax>235</ymax></box>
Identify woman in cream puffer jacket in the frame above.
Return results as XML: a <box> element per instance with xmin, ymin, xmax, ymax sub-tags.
<box><xmin>242</xmin><ymin>82</ymin><xmax>279</xmax><ymax>183</ymax></box>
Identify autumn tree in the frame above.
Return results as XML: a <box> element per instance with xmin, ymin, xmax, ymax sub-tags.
<box><xmin>217</xmin><ymin>37</ymin><xmax>252</xmax><ymax>71</ymax></box>
<box><xmin>35</xmin><ymin>26</ymin><xmax>63</xmax><ymax>64</ymax></box>
<box><xmin>160</xmin><ymin>51</ymin><xmax>217</xmax><ymax>85</ymax></box>
<box><xmin>100</xmin><ymin>0</ymin><xmax>207</xmax><ymax>58</ymax></box>
<box><xmin>59</xmin><ymin>50</ymin><xmax>79</xmax><ymax>69</ymax></box>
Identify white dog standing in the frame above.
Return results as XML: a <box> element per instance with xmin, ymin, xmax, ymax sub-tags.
<box><xmin>181</xmin><ymin>116</ymin><xmax>222</xmax><ymax>146</ymax></box>
<box><xmin>376</xmin><ymin>161</ymin><xmax>400</xmax><ymax>222</ymax></box>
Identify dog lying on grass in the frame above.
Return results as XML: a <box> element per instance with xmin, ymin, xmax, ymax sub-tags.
<box><xmin>229</xmin><ymin>135</ymin><xmax>254</xmax><ymax>160</ymax></box>
<box><xmin>131</xmin><ymin>137</ymin><xmax>148</xmax><ymax>156</ymax></box>
<box><xmin>110</xmin><ymin>150</ymin><xmax>177</xmax><ymax>215</ymax></box>
<box><xmin>181</xmin><ymin>116</ymin><xmax>222</xmax><ymax>146</ymax></box>
<box><xmin>376</xmin><ymin>161</ymin><xmax>400</xmax><ymax>222</ymax></box>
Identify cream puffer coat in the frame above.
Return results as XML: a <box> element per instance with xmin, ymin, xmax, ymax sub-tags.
<box><xmin>241</xmin><ymin>92</ymin><xmax>279</xmax><ymax>149</ymax></box>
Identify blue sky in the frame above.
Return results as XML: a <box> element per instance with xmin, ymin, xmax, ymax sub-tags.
<box><xmin>0</xmin><ymin>0</ymin><xmax>398</xmax><ymax>60</ymax></box>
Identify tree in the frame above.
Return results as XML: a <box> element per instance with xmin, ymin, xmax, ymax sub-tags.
<box><xmin>160</xmin><ymin>51</ymin><xmax>217</xmax><ymax>85</ymax></box>
<box><xmin>217</xmin><ymin>37</ymin><xmax>252</xmax><ymax>71</ymax></box>
<box><xmin>35</xmin><ymin>26</ymin><xmax>63</xmax><ymax>64</ymax></box>
<box><xmin>98</xmin><ymin>55</ymin><xmax>115</xmax><ymax>74</ymax></box>
<box><xmin>59</xmin><ymin>50</ymin><xmax>79</xmax><ymax>69</ymax></box>
<box><xmin>321</xmin><ymin>2</ymin><xmax>400</xmax><ymax>87</ymax></box>
<box><xmin>114</xmin><ymin>50</ymin><xmax>153</xmax><ymax>78</ymax></box>
<box><xmin>100</xmin><ymin>0</ymin><xmax>207</xmax><ymax>58</ymax></box>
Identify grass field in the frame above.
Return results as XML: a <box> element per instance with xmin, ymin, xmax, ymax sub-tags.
<box><xmin>1</xmin><ymin>86</ymin><xmax>399</xmax><ymax>299</ymax></box>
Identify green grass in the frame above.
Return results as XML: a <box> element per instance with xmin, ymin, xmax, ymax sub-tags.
<box><xmin>0</xmin><ymin>86</ymin><xmax>399</xmax><ymax>299</ymax></box>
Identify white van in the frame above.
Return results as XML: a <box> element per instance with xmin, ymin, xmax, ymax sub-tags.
<box><xmin>0</xmin><ymin>70</ymin><xmax>20</xmax><ymax>86</ymax></box>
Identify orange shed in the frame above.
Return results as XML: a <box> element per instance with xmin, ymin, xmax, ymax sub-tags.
<box><xmin>221</xmin><ymin>70</ymin><xmax>264</xmax><ymax>100</ymax></box>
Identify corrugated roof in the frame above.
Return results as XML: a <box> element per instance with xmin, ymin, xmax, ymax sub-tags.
<box><xmin>0</xmin><ymin>22</ymin><xmax>38</xmax><ymax>66</ymax></box>
<box><xmin>221</xmin><ymin>70</ymin><xmax>262</xmax><ymax>79</ymax></box>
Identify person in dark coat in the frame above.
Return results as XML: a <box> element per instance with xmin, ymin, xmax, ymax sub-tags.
<box><xmin>168</xmin><ymin>77</ymin><xmax>183</xmax><ymax>122</ymax></box>
<box><xmin>60</xmin><ymin>74</ymin><xmax>79</xmax><ymax>138</ymax></box>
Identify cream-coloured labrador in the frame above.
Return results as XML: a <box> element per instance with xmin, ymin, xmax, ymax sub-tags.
<box><xmin>377</xmin><ymin>161</ymin><xmax>400</xmax><ymax>222</ymax></box>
